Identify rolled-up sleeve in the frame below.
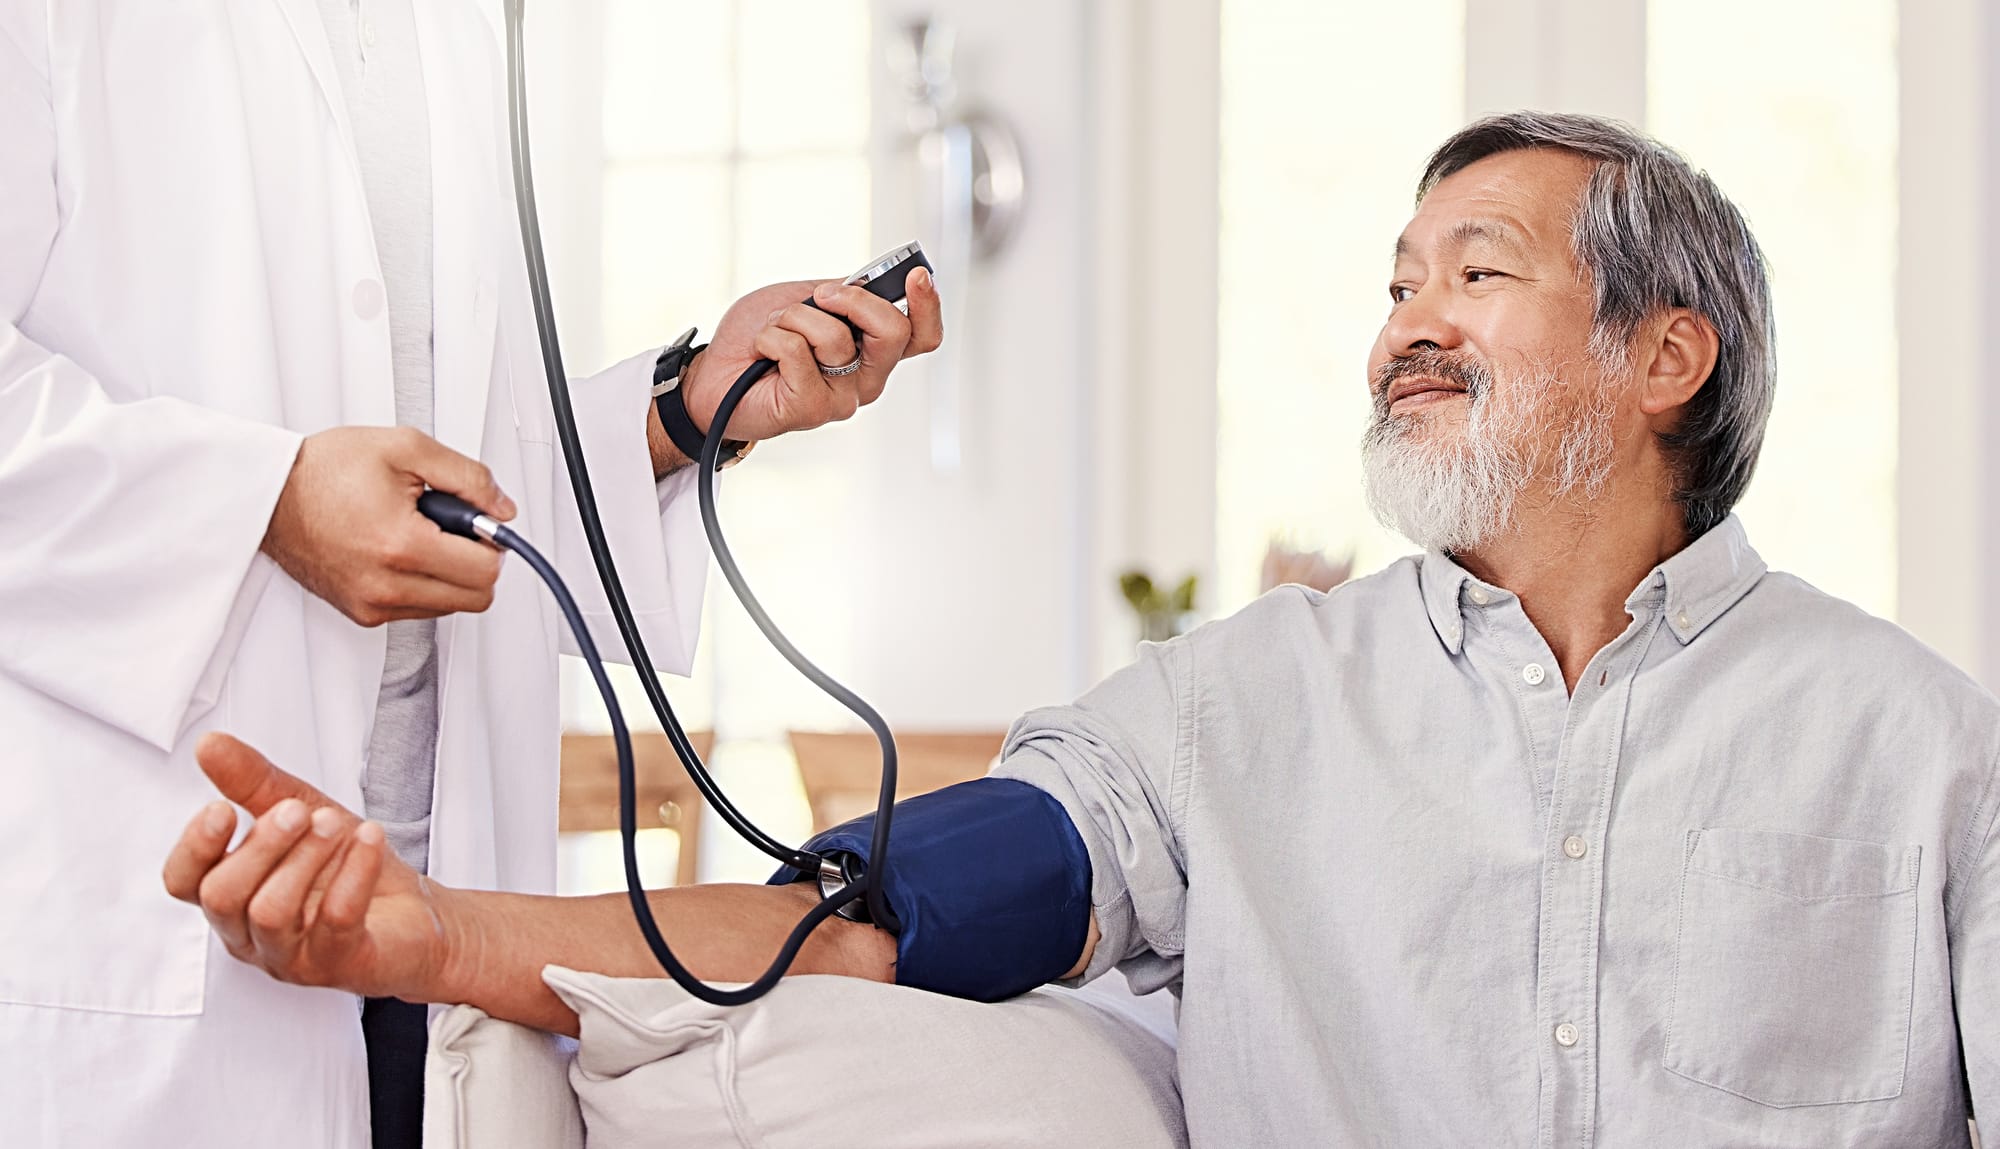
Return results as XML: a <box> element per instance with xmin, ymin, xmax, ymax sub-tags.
<box><xmin>992</xmin><ymin>637</ymin><xmax>1190</xmax><ymax>994</ymax></box>
<box><xmin>546</xmin><ymin>347</ymin><xmax>707</xmax><ymax>676</ymax></box>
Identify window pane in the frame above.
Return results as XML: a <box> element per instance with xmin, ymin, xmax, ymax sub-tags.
<box><xmin>736</xmin><ymin>0</ymin><xmax>872</xmax><ymax>156</ymax></box>
<box><xmin>556</xmin><ymin>829</ymin><xmax>680</xmax><ymax>895</ymax></box>
<box><xmin>572</xmin><ymin>0</ymin><xmax>871</xmax><ymax>895</ymax></box>
<box><xmin>732</xmin><ymin>155</ymin><xmax>872</xmax><ymax>293</ymax></box>
<box><xmin>600</xmin><ymin>160</ymin><xmax>734</xmax><ymax>361</ymax></box>
<box><xmin>604</xmin><ymin>0</ymin><xmax>736</xmax><ymax>160</ymax></box>
<box><xmin>1649</xmin><ymin>0</ymin><xmax>1898</xmax><ymax>617</ymax></box>
<box><xmin>1214</xmin><ymin>0</ymin><xmax>1467</xmax><ymax>612</ymax></box>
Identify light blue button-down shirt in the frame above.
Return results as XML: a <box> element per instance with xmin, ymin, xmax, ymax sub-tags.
<box><xmin>998</xmin><ymin>517</ymin><xmax>2000</xmax><ymax>1147</ymax></box>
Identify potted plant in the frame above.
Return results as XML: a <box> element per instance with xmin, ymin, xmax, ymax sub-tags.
<box><xmin>1118</xmin><ymin>570</ymin><xmax>1199</xmax><ymax>643</ymax></box>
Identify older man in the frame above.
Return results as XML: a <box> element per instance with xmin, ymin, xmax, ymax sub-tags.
<box><xmin>164</xmin><ymin>112</ymin><xmax>1999</xmax><ymax>1147</ymax></box>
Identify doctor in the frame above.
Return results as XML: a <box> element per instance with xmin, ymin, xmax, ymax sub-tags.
<box><xmin>0</xmin><ymin>1</ymin><xmax>941</xmax><ymax>1146</ymax></box>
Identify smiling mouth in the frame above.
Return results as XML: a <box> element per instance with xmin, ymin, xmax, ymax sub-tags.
<box><xmin>1385</xmin><ymin>376</ymin><xmax>1470</xmax><ymax>411</ymax></box>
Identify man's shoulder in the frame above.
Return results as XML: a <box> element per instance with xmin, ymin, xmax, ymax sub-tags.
<box><xmin>1178</xmin><ymin>557</ymin><xmax>1426</xmax><ymax>659</ymax></box>
<box><xmin>1745</xmin><ymin>569</ymin><xmax>2000</xmax><ymax>713</ymax></box>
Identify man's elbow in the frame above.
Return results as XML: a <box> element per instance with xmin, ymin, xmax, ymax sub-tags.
<box><xmin>1063</xmin><ymin>912</ymin><xmax>1101</xmax><ymax>981</ymax></box>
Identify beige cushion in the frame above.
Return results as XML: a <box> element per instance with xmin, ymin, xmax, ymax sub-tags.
<box><xmin>545</xmin><ymin>965</ymin><xmax>1187</xmax><ymax>1148</ymax></box>
<box><xmin>423</xmin><ymin>1003</ymin><xmax>585</xmax><ymax>1149</ymax></box>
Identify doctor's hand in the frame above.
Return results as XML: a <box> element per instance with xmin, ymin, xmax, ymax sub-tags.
<box><xmin>669</xmin><ymin>267</ymin><xmax>944</xmax><ymax>453</ymax></box>
<box><xmin>263</xmin><ymin>426</ymin><xmax>515</xmax><ymax>627</ymax></box>
<box><xmin>162</xmin><ymin>733</ymin><xmax>454</xmax><ymax>1001</ymax></box>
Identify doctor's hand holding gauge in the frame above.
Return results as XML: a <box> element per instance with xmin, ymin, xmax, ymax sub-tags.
<box><xmin>260</xmin><ymin>274</ymin><xmax>935</xmax><ymax>631</ymax></box>
<box><xmin>0</xmin><ymin>0</ymin><xmax>938</xmax><ymax>1145</ymax></box>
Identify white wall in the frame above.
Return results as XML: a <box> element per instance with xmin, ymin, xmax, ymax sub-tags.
<box><xmin>1083</xmin><ymin>0</ymin><xmax>1221</xmax><ymax>683</ymax></box>
<box><xmin>520</xmin><ymin>0</ymin><xmax>607</xmax><ymax>374</ymax></box>
<box><xmin>1464</xmin><ymin>0</ymin><xmax>1645</xmax><ymax>124</ymax></box>
<box><xmin>837</xmin><ymin>0</ymin><xmax>1102</xmax><ymax>725</ymax></box>
<box><xmin>1899</xmin><ymin>0</ymin><xmax>2000</xmax><ymax>689</ymax></box>
<box><xmin>838</xmin><ymin>0</ymin><xmax>1226</xmax><ymax>721</ymax></box>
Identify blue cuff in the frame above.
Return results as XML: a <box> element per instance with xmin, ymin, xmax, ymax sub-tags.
<box><xmin>769</xmin><ymin>777</ymin><xmax>1092</xmax><ymax>1002</ymax></box>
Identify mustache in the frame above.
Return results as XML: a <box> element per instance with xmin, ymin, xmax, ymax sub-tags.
<box><xmin>1371</xmin><ymin>349</ymin><xmax>1492</xmax><ymax>416</ymax></box>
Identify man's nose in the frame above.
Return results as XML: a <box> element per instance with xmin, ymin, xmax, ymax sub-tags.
<box><xmin>1380</xmin><ymin>282</ymin><xmax>1464</xmax><ymax>358</ymax></box>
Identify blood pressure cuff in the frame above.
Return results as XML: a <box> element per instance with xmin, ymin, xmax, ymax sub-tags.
<box><xmin>768</xmin><ymin>778</ymin><xmax>1092</xmax><ymax>1003</ymax></box>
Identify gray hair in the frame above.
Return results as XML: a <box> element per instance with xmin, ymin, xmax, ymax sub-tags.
<box><xmin>1417</xmin><ymin>112</ymin><xmax>1776</xmax><ymax>539</ymax></box>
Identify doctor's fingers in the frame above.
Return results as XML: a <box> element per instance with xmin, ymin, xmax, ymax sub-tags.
<box><xmin>164</xmin><ymin>801</ymin><xmax>241</xmax><ymax>905</ymax></box>
<box><xmin>194</xmin><ymin>798</ymin><xmax>315</xmax><ymax>955</ymax></box>
<box><xmin>388</xmin><ymin>428</ymin><xmax>516</xmax><ymax>522</ymax></box>
<box><xmin>753</xmin><ymin>326</ymin><xmax>859</xmax><ymax>425</ymax></box>
<box><xmin>813</xmin><ymin>269</ymin><xmax>942</xmax><ymax>362</ymax></box>
<box><xmin>389</xmin><ymin>525</ymin><xmax>504</xmax><ymax>592</ymax></box>
<box><xmin>367</xmin><ymin>570</ymin><xmax>507</xmax><ymax>622</ymax></box>
<box><xmin>770</xmin><ymin>302</ymin><xmax>859</xmax><ymax>374</ymax></box>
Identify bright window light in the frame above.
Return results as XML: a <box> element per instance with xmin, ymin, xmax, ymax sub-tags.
<box><xmin>1214</xmin><ymin>0</ymin><xmax>1468</xmax><ymax>612</ymax></box>
<box><xmin>1649</xmin><ymin>0</ymin><xmax>1899</xmax><ymax>618</ymax></box>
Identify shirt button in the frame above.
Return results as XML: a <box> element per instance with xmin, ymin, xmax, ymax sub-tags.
<box><xmin>1468</xmin><ymin>586</ymin><xmax>1490</xmax><ymax>606</ymax></box>
<box><xmin>1676</xmin><ymin>609</ymin><xmax>1692</xmax><ymax>629</ymax></box>
<box><xmin>352</xmin><ymin>279</ymin><xmax>385</xmax><ymax>320</ymax></box>
<box><xmin>361</xmin><ymin>20</ymin><xmax>378</xmax><ymax>48</ymax></box>
<box><xmin>1555</xmin><ymin>1022</ymin><xmax>1579</xmax><ymax>1048</ymax></box>
<box><xmin>1521</xmin><ymin>662</ymin><xmax>1547</xmax><ymax>686</ymax></box>
<box><xmin>1563</xmin><ymin>835</ymin><xmax>1588</xmax><ymax>859</ymax></box>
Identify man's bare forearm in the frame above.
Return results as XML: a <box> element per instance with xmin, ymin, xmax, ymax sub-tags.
<box><xmin>425</xmin><ymin>881</ymin><xmax>897</xmax><ymax>1036</ymax></box>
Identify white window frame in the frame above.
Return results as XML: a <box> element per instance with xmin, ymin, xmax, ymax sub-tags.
<box><xmin>1898</xmin><ymin>0</ymin><xmax>2000</xmax><ymax>686</ymax></box>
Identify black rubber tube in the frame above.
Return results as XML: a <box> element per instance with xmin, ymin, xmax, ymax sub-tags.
<box><xmin>498</xmin><ymin>0</ymin><xmax>901</xmax><ymax>994</ymax></box>
<box><xmin>502</xmin><ymin>0</ymin><xmax>812</xmax><ymax>872</ymax></box>
<box><xmin>493</xmin><ymin>522</ymin><xmax>865</xmax><ymax>1005</ymax></box>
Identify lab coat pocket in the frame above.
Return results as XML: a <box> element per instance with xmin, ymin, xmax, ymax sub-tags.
<box><xmin>1662</xmin><ymin>827</ymin><xmax>1920</xmax><ymax>1108</ymax></box>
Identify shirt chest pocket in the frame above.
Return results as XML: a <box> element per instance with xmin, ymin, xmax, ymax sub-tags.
<box><xmin>1662</xmin><ymin>827</ymin><xmax>1921</xmax><ymax>1108</ymax></box>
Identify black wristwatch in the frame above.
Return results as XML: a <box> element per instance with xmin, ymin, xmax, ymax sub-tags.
<box><xmin>652</xmin><ymin>327</ymin><xmax>753</xmax><ymax>470</ymax></box>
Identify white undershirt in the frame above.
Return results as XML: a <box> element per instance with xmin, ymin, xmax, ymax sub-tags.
<box><xmin>315</xmin><ymin>0</ymin><xmax>440</xmax><ymax>872</ymax></box>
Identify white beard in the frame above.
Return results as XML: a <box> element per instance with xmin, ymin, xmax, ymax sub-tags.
<box><xmin>1361</xmin><ymin>355</ymin><xmax>1616</xmax><ymax>554</ymax></box>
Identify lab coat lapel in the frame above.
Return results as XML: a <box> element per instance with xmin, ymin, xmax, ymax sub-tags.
<box><xmin>268</xmin><ymin>0</ymin><xmax>359</xmax><ymax>162</ymax></box>
<box><xmin>417</xmin><ymin>0</ymin><xmax>510</xmax><ymax>895</ymax></box>
<box><xmin>239</xmin><ymin>0</ymin><xmax>394</xmax><ymax>434</ymax></box>
<box><xmin>414</xmin><ymin>0</ymin><xmax>500</xmax><ymax>464</ymax></box>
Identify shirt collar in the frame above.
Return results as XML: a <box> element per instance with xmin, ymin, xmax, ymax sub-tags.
<box><xmin>1418</xmin><ymin>514</ymin><xmax>1767</xmax><ymax>655</ymax></box>
<box><xmin>1630</xmin><ymin>514</ymin><xmax>1767</xmax><ymax>645</ymax></box>
<box><xmin>1418</xmin><ymin>550</ymin><xmax>1477</xmax><ymax>655</ymax></box>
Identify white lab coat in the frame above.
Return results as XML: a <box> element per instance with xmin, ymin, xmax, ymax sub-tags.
<box><xmin>0</xmin><ymin>1</ymin><xmax>709</xmax><ymax>1144</ymax></box>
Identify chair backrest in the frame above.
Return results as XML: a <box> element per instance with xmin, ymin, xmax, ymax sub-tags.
<box><xmin>787</xmin><ymin>730</ymin><xmax>1006</xmax><ymax>833</ymax></box>
<box><xmin>559</xmin><ymin>731</ymin><xmax>715</xmax><ymax>888</ymax></box>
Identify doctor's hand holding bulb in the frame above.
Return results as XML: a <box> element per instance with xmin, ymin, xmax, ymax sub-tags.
<box><xmin>260</xmin><ymin>426</ymin><xmax>518</xmax><ymax>627</ymax></box>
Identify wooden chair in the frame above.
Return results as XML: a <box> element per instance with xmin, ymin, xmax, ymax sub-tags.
<box><xmin>787</xmin><ymin>730</ymin><xmax>1007</xmax><ymax>834</ymax></box>
<box><xmin>559</xmin><ymin>731</ymin><xmax>715</xmax><ymax>888</ymax></box>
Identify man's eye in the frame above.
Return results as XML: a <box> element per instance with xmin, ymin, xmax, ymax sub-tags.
<box><xmin>1389</xmin><ymin>284</ymin><xmax>1416</xmax><ymax>304</ymax></box>
<box><xmin>1465</xmin><ymin>268</ymin><xmax>1504</xmax><ymax>283</ymax></box>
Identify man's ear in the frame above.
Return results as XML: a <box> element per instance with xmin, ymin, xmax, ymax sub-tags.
<box><xmin>1638</xmin><ymin>310</ymin><xmax>1720</xmax><ymax>420</ymax></box>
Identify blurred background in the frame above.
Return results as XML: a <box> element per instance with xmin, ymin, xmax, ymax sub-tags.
<box><xmin>518</xmin><ymin>0</ymin><xmax>2000</xmax><ymax>890</ymax></box>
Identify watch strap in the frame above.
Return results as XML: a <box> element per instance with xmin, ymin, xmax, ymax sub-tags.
<box><xmin>652</xmin><ymin>337</ymin><xmax>750</xmax><ymax>470</ymax></box>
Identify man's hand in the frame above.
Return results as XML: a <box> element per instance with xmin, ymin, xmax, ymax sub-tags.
<box><xmin>164</xmin><ymin>734</ymin><xmax>898</xmax><ymax>1034</ymax></box>
<box><xmin>672</xmin><ymin>266</ymin><xmax>944</xmax><ymax>450</ymax></box>
<box><xmin>162</xmin><ymin>733</ymin><xmax>454</xmax><ymax>1002</ymax></box>
<box><xmin>262</xmin><ymin>426</ymin><xmax>515</xmax><ymax>626</ymax></box>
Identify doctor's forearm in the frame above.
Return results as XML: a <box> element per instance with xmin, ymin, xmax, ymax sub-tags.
<box><xmin>429</xmin><ymin>881</ymin><xmax>896</xmax><ymax>1035</ymax></box>
<box><xmin>645</xmin><ymin>401</ymin><xmax>695</xmax><ymax>478</ymax></box>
